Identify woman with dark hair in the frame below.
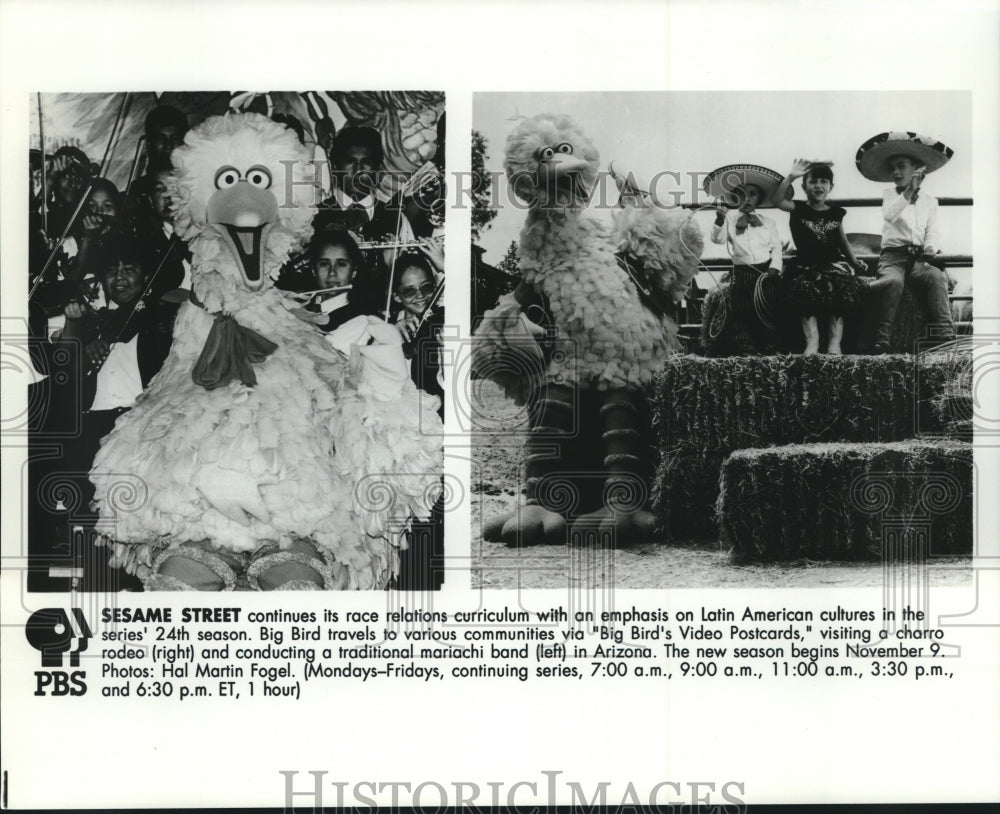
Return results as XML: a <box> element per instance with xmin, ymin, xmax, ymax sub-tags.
<box><xmin>305</xmin><ymin>229</ymin><xmax>376</xmax><ymax>331</ymax></box>
<box><xmin>65</xmin><ymin>177</ymin><xmax>124</xmax><ymax>285</ymax></box>
<box><xmin>391</xmin><ymin>250</ymin><xmax>444</xmax><ymax>408</ymax></box>
<box><xmin>389</xmin><ymin>250</ymin><xmax>444</xmax><ymax>591</ymax></box>
<box><xmin>34</xmin><ymin>176</ymin><xmax>124</xmax><ymax>328</ymax></box>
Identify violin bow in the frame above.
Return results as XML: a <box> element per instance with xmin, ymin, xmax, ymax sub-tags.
<box><xmin>30</xmin><ymin>92</ymin><xmax>132</xmax><ymax>303</ymax></box>
<box><xmin>37</xmin><ymin>93</ymin><xmax>48</xmax><ymax>237</ymax></box>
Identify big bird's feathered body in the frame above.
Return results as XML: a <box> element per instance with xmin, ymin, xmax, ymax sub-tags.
<box><xmin>474</xmin><ymin>114</ymin><xmax>703</xmax><ymax>546</ymax></box>
<box><xmin>90</xmin><ymin>114</ymin><xmax>441</xmax><ymax>589</ymax></box>
<box><xmin>477</xmin><ymin>114</ymin><xmax>703</xmax><ymax>392</ymax></box>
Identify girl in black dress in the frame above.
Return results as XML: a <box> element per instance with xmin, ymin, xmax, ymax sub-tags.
<box><xmin>773</xmin><ymin>160</ymin><xmax>868</xmax><ymax>354</ymax></box>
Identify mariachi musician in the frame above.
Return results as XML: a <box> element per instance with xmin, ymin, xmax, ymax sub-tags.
<box><xmin>56</xmin><ymin>237</ymin><xmax>177</xmax><ymax>462</ymax></box>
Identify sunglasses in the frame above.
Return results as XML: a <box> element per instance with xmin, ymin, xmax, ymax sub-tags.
<box><xmin>397</xmin><ymin>281</ymin><xmax>436</xmax><ymax>301</ymax></box>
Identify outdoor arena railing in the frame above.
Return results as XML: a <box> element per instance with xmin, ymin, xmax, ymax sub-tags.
<box><xmin>678</xmin><ymin>196</ymin><xmax>974</xmax><ymax>334</ymax></box>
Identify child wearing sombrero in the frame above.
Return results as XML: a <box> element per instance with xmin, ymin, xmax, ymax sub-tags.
<box><xmin>772</xmin><ymin>159</ymin><xmax>868</xmax><ymax>355</ymax></box>
<box><xmin>706</xmin><ymin>164</ymin><xmax>784</xmax><ymax>354</ymax></box>
<box><xmin>856</xmin><ymin>131</ymin><xmax>956</xmax><ymax>352</ymax></box>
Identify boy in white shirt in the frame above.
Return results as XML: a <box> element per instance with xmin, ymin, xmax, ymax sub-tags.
<box><xmin>706</xmin><ymin>164</ymin><xmax>785</xmax><ymax>353</ymax></box>
<box><xmin>855</xmin><ymin>131</ymin><xmax>956</xmax><ymax>352</ymax></box>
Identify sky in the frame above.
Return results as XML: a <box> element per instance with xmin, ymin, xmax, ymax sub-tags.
<box><xmin>473</xmin><ymin>91</ymin><xmax>972</xmax><ymax>272</ymax></box>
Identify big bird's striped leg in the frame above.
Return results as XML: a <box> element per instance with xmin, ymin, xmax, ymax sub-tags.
<box><xmin>482</xmin><ymin>384</ymin><xmax>575</xmax><ymax>546</ymax></box>
<box><xmin>569</xmin><ymin>388</ymin><xmax>657</xmax><ymax>546</ymax></box>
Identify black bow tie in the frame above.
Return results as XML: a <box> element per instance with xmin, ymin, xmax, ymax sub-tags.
<box><xmin>735</xmin><ymin>213</ymin><xmax>762</xmax><ymax>234</ymax></box>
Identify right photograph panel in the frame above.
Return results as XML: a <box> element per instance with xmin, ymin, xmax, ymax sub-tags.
<box><xmin>468</xmin><ymin>90</ymin><xmax>973</xmax><ymax>590</ymax></box>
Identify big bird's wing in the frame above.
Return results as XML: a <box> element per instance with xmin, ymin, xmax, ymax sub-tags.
<box><xmin>610</xmin><ymin>161</ymin><xmax>704</xmax><ymax>304</ymax></box>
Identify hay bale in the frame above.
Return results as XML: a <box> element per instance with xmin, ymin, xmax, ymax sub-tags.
<box><xmin>650</xmin><ymin>352</ymin><xmax>968</xmax><ymax>539</ymax></box>
<box><xmin>655</xmin><ymin>353</ymin><xmax>966</xmax><ymax>452</ymax></box>
<box><xmin>651</xmin><ymin>449</ymin><xmax>728</xmax><ymax>539</ymax></box>
<box><xmin>717</xmin><ymin>440</ymin><xmax>972</xmax><ymax>562</ymax></box>
<box><xmin>932</xmin><ymin>365</ymin><xmax>973</xmax><ymax>439</ymax></box>
<box><xmin>887</xmin><ymin>285</ymin><xmax>932</xmax><ymax>353</ymax></box>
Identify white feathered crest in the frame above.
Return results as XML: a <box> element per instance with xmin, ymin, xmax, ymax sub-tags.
<box><xmin>169</xmin><ymin>113</ymin><xmax>319</xmax><ymax>283</ymax></box>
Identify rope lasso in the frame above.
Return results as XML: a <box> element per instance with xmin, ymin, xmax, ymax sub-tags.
<box><xmin>699</xmin><ymin>198</ymin><xmax>783</xmax><ymax>333</ymax></box>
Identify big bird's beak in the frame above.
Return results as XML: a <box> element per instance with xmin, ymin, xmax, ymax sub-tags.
<box><xmin>537</xmin><ymin>152</ymin><xmax>592</xmax><ymax>204</ymax></box>
<box><xmin>538</xmin><ymin>152</ymin><xmax>590</xmax><ymax>184</ymax></box>
<box><xmin>207</xmin><ymin>182</ymin><xmax>278</xmax><ymax>290</ymax></box>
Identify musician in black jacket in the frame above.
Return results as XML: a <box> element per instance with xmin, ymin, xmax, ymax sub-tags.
<box><xmin>32</xmin><ymin>237</ymin><xmax>176</xmax><ymax>590</ymax></box>
<box><xmin>59</xmin><ymin>238</ymin><xmax>176</xmax><ymax>428</ymax></box>
<box><xmin>130</xmin><ymin>168</ymin><xmax>191</xmax><ymax>301</ymax></box>
<box><xmin>313</xmin><ymin>125</ymin><xmax>400</xmax><ymax>242</ymax></box>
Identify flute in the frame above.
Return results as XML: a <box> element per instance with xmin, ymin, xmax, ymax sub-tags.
<box><xmin>357</xmin><ymin>235</ymin><xmax>444</xmax><ymax>251</ymax></box>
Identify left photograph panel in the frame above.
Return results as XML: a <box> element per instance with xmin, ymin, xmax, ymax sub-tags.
<box><xmin>25</xmin><ymin>91</ymin><xmax>446</xmax><ymax>593</ymax></box>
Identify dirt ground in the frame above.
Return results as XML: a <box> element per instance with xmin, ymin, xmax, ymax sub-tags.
<box><xmin>469</xmin><ymin>382</ymin><xmax>973</xmax><ymax>590</ymax></box>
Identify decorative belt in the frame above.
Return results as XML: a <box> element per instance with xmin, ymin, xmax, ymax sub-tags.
<box><xmin>880</xmin><ymin>245</ymin><xmax>945</xmax><ymax>274</ymax></box>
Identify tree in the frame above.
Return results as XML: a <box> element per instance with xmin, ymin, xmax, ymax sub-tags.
<box><xmin>496</xmin><ymin>240</ymin><xmax>519</xmax><ymax>277</ymax></box>
<box><xmin>472</xmin><ymin>240</ymin><xmax>520</xmax><ymax>321</ymax></box>
<box><xmin>471</xmin><ymin>129</ymin><xmax>497</xmax><ymax>241</ymax></box>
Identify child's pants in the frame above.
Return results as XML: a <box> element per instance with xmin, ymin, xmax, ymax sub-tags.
<box><xmin>867</xmin><ymin>247</ymin><xmax>955</xmax><ymax>351</ymax></box>
<box><xmin>729</xmin><ymin>262</ymin><xmax>776</xmax><ymax>353</ymax></box>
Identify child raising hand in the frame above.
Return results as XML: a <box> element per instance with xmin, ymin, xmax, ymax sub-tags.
<box><xmin>772</xmin><ymin>159</ymin><xmax>866</xmax><ymax>354</ymax></box>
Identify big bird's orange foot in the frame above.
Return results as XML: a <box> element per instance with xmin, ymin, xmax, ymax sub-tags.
<box><xmin>569</xmin><ymin>507</ymin><xmax>658</xmax><ymax>547</ymax></box>
<box><xmin>482</xmin><ymin>505</ymin><xmax>567</xmax><ymax>547</ymax></box>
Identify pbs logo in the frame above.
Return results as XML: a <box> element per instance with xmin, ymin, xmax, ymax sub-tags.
<box><xmin>25</xmin><ymin>608</ymin><xmax>92</xmax><ymax>697</ymax></box>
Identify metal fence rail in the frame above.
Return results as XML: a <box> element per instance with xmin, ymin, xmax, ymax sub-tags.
<box><xmin>679</xmin><ymin>254</ymin><xmax>974</xmax><ymax>334</ymax></box>
<box><xmin>681</xmin><ymin>197</ymin><xmax>973</xmax><ymax>210</ymax></box>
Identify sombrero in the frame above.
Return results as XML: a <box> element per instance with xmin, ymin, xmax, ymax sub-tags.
<box><xmin>704</xmin><ymin>164</ymin><xmax>788</xmax><ymax>206</ymax></box>
<box><xmin>855</xmin><ymin>131</ymin><xmax>953</xmax><ymax>182</ymax></box>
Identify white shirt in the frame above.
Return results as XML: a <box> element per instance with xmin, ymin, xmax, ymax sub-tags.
<box><xmin>162</xmin><ymin>221</ymin><xmax>192</xmax><ymax>289</ymax></box>
<box><xmin>331</xmin><ymin>186</ymin><xmax>375</xmax><ymax>223</ymax></box>
<box><xmin>89</xmin><ymin>333</ymin><xmax>143</xmax><ymax>411</ymax></box>
<box><xmin>319</xmin><ymin>292</ymin><xmax>351</xmax><ymax>314</ymax></box>
<box><xmin>710</xmin><ymin>209</ymin><xmax>783</xmax><ymax>271</ymax></box>
<box><xmin>882</xmin><ymin>187</ymin><xmax>940</xmax><ymax>254</ymax></box>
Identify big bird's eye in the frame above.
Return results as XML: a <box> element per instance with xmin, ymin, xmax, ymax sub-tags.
<box><xmin>538</xmin><ymin>146</ymin><xmax>555</xmax><ymax>161</ymax></box>
<box><xmin>214</xmin><ymin>166</ymin><xmax>240</xmax><ymax>189</ymax></box>
<box><xmin>245</xmin><ymin>165</ymin><xmax>272</xmax><ymax>189</ymax></box>
<box><xmin>556</xmin><ymin>142</ymin><xmax>573</xmax><ymax>154</ymax></box>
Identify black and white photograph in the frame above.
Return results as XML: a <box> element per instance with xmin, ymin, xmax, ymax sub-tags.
<box><xmin>470</xmin><ymin>91</ymin><xmax>974</xmax><ymax>588</ymax></box>
<box><xmin>25</xmin><ymin>91</ymin><xmax>446</xmax><ymax>592</ymax></box>
<box><xmin>1</xmin><ymin>1</ymin><xmax>998</xmax><ymax>811</ymax></box>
